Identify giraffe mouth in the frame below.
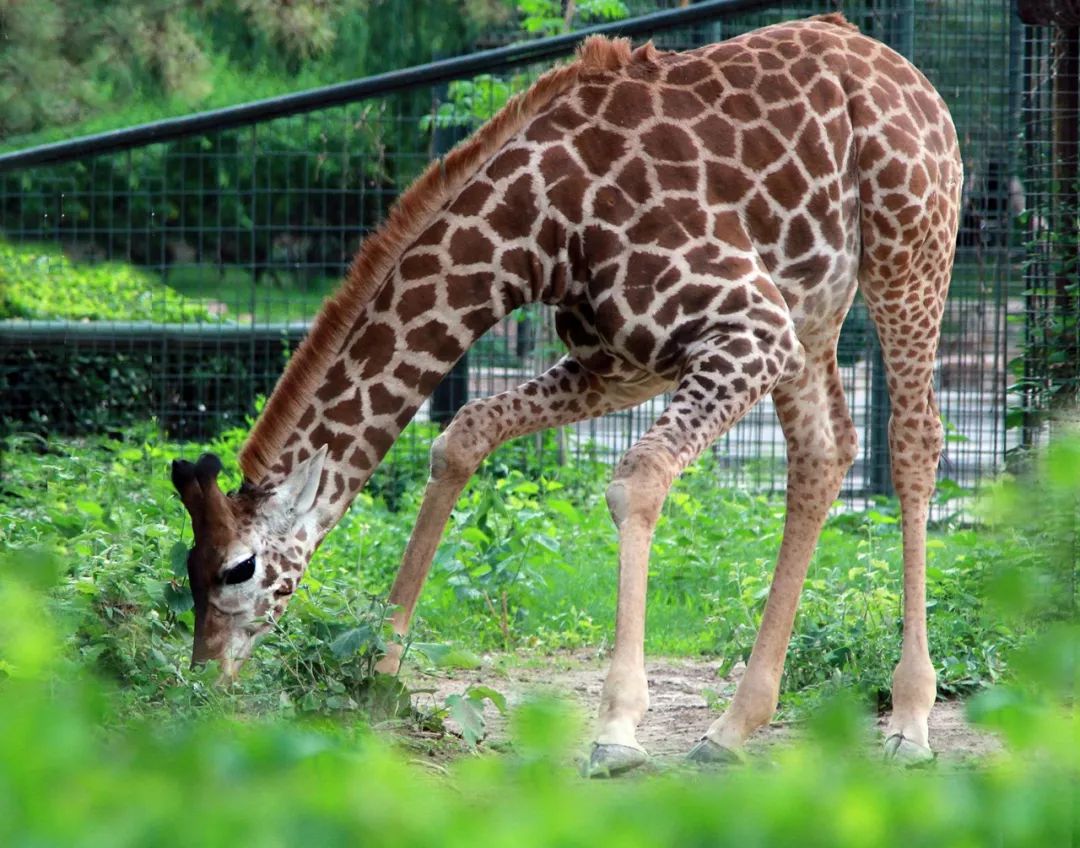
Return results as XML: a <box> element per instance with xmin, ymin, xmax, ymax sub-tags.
<box><xmin>273</xmin><ymin>585</ymin><xmax>296</xmax><ymax>598</ymax></box>
<box><xmin>217</xmin><ymin>656</ymin><xmax>242</xmax><ymax>683</ymax></box>
<box><xmin>207</xmin><ymin>599</ymin><xmax>242</xmax><ymax>618</ymax></box>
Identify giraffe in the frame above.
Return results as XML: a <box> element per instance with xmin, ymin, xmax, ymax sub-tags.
<box><xmin>171</xmin><ymin>14</ymin><xmax>962</xmax><ymax>775</ymax></box>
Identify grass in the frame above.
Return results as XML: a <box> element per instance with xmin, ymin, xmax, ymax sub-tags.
<box><xmin>0</xmin><ymin>245</ymin><xmax>338</xmax><ymax>325</ymax></box>
<box><xmin>0</xmin><ymin>423</ymin><xmax>1075</xmax><ymax>845</ymax></box>
<box><xmin>0</xmin><ymin>422</ymin><xmax>1038</xmax><ymax>716</ymax></box>
<box><xmin>165</xmin><ymin>264</ymin><xmax>338</xmax><ymax>324</ymax></box>
<box><xmin>0</xmin><ymin>240</ymin><xmax>210</xmax><ymax>323</ymax></box>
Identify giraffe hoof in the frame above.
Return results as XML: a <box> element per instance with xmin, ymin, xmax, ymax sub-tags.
<box><xmin>883</xmin><ymin>733</ymin><xmax>934</xmax><ymax>766</ymax></box>
<box><xmin>686</xmin><ymin>737</ymin><xmax>746</xmax><ymax>767</ymax></box>
<box><xmin>584</xmin><ymin>743</ymin><xmax>648</xmax><ymax>778</ymax></box>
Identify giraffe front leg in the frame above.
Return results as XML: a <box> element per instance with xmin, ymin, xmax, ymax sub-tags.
<box><xmin>375</xmin><ymin>359</ymin><xmax>662</xmax><ymax>674</ymax></box>
<box><xmin>374</xmin><ymin>434</ymin><xmax>474</xmax><ymax>674</ymax></box>
<box><xmin>587</xmin><ymin>460</ymin><xmax>670</xmax><ymax>777</ymax></box>
<box><xmin>588</xmin><ymin>327</ymin><xmax>802</xmax><ymax>777</ymax></box>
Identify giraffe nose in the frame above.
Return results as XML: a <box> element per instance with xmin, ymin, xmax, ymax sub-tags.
<box><xmin>274</xmin><ymin>578</ymin><xmax>296</xmax><ymax>597</ymax></box>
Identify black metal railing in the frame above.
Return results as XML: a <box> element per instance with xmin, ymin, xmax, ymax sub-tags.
<box><xmin>0</xmin><ymin>0</ymin><xmax>768</xmax><ymax>172</ymax></box>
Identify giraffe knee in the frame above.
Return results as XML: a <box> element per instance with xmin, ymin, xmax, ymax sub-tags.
<box><xmin>430</xmin><ymin>401</ymin><xmax>489</xmax><ymax>481</ymax></box>
<box><xmin>428</xmin><ymin>433</ymin><xmax>454</xmax><ymax>480</ymax></box>
<box><xmin>605</xmin><ymin>480</ymin><xmax>633</xmax><ymax>528</ymax></box>
<box><xmin>607</xmin><ymin>453</ymin><xmax>670</xmax><ymax>528</ymax></box>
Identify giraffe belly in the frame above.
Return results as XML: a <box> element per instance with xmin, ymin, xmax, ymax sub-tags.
<box><xmin>555</xmin><ymin>302</ymin><xmax>662</xmax><ymax>381</ymax></box>
<box><xmin>774</xmin><ymin>249</ymin><xmax>861</xmax><ymax>348</ymax></box>
<box><xmin>556</xmin><ymin>267</ymin><xmax>791</xmax><ymax>384</ymax></box>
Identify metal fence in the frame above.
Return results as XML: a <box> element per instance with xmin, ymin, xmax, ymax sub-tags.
<box><xmin>1015</xmin><ymin>3</ymin><xmax>1080</xmax><ymax>445</ymax></box>
<box><xmin>0</xmin><ymin>0</ymin><xmax>1053</xmax><ymax>500</ymax></box>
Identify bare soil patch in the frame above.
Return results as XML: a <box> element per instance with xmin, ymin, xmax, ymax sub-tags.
<box><xmin>405</xmin><ymin>651</ymin><xmax>1001</xmax><ymax>768</ymax></box>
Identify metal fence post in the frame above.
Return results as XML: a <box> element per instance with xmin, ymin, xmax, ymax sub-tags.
<box><xmin>1051</xmin><ymin>22</ymin><xmax>1079</xmax><ymax>427</ymax></box>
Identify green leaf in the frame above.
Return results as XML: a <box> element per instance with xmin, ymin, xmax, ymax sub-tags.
<box><xmin>460</xmin><ymin>526</ymin><xmax>491</xmax><ymax>546</ymax></box>
<box><xmin>532</xmin><ymin>534</ymin><xmax>560</xmax><ymax>555</ymax></box>
<box><xmin>546</xmin><ymin>499</ymin><xmax>581</xmax><ymax>523</ymax></box>
<box><xmin>436</xmin><ymin>648</ymin><xmax>483</xmax><ymax>670</ymax></box>
<box><xmin>465</xmin><ymin>685</ymin><xmax>508</xmax><ymax>714</ymax></box>
<box><xmin>169</xmin><ymin>542</ymin><xmax>189</xmax><ymax>578</ymax></box>
<box><xmin>329</xmin><ymin>624</ymin><xmax>375</xmax><ymax>658</ymax></box>
<box><xmin>410</xmin><ymin>642</ymin><xmax>452</xmax><ymax>665</ymax></box>
<box><xmin>75</xmin><ymin>500</ymin><xmax>103</xmax><ymax>519</ymax></box>
<box><xmin>163</xmin><ymin>581</ymin><xmax>193</xmax><ymax>614</ymax></box>
<box><xmin>446</xmin><ymin>692</ymin><xmax>486</xmax><ymax>747</ymax></box>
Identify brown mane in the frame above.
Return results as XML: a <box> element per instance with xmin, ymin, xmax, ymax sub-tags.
<box><xmin>238</xmin><ymin>36</ymin><xmax>636</xmax><ymax>482</ymax></box>
<box><xmin>807</xmin><ymin>13</ymin><xmax>858</xmax><ymax>32</ymax></box>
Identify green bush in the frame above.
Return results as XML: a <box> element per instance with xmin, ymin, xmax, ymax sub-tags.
<box><xmin>1</xmin><ymin>429</ymin><xmax>1077</xmax><ymax>845</ymax></box>
<box><xmin>0</xmin><ymin>240</ymin><xmax>208</xmax><ymax>322</ymax></box>
<box><xmin>0</xmin><ymin>339</ymin><xmax>292</xmax><ymax>438</ymax></box>
<box><xmin>0</xmin><ymin>546</ymin><xmax>1076</xmax><ymax>847</ymax></box>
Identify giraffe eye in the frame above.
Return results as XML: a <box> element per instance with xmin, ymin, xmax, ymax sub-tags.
<box><xmin>221</xmin><ymin>556</ymin><xmax>256</xmax><ymax>585</ymax></box>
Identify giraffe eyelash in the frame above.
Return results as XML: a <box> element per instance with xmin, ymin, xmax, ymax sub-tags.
<box><xmin>221</xmin><ymin>556</ymin><xmax>256</xmax><ymax>585</ymax></box>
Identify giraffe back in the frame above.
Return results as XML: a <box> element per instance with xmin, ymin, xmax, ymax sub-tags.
<box><xmin>396</xmin><ymin>14</ymin><xmax>961</xmax><ymax>380</ymax></box>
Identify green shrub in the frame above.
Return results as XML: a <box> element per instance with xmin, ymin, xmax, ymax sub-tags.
<box><xmin>0</xmin><ymin>240</ymin><xmax>208</xmax><ymax>322</ymax></box>
<box><xmin>1</xmin><ymin>430</ymin><xmax>1077</xmax><ymax>848</ymax></box>
<box><xmin>0</xmin><ymin>545</ymin><xmax>1076</xmax><ymax>847</ymax></box>
<box><xmin>0</xmin><ymin>426</ymin><xmax>1040</xmax><ymax>715</ymax></box>
<box><xmin>0</xmin><ymin>339</ymin><xmax>291</xmax><ymax>439</ymax></box>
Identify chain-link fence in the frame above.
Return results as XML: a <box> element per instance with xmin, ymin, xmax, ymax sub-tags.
<box><xmin>0</xmin><ymin>0</ymin><xmax>1052</xmax><ymax>501</ymax></box>
<box><xmin>1014</xmin><ymin>2</ymin><xmax>1080</xmax><ymax>445</ymax></box>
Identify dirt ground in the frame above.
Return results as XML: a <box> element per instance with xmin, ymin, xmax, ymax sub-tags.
<box><xmin>405</xmin><ymin>651</ymin><xmax>1001</xmax><ymax>769</ymax></box>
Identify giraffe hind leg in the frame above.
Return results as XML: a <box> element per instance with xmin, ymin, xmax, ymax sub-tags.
<box><xmin>695</xmin><ymin>341</ymin><xmax>857</xmax><ymax>757</ymax></box>
<box><xmin>589</xmin><ymin>320</ymin><xmax>803</xmax><ymax>777</ymax></box>
<box><xmin>860</xmin><ymin>222</ymin><xmax>955</xmax><ymax>764</ymax></box>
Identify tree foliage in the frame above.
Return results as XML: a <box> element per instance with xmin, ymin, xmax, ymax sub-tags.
<box><xmin>0</xmin><ymin>0</ymin><xmax>506</xmax><ymax>142</ymax></box>
<box><xmin>0</xmin><ymin>0</ymin><xmax>341</xmax><ymax>138</ymax></box>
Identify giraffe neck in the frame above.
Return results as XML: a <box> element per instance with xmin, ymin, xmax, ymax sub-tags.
<box><xmin>262</xmin><ymin>212</ymin><xmax>548</xmax><ymax>538</ymax></box>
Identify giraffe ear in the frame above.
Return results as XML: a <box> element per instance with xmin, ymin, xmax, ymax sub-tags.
<box><xmin>171</xmin><ymin>459</ymin><xmax>203</xmax><ymax>528</ymax></box>
<box><xmin>276</xmin><ymin>445</ymin><xmax>327</xmax><ymax>520</ymax></box>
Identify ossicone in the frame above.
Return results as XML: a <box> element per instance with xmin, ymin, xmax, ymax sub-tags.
<box><xmin>170</xmin><ymin>452</ymin><xmax>233</xmax><ymax>535</ymax></box>
<box><xmin>171</xmin><ymin>458</ymin><xmax>196</xmax><ymax>492</ymax></box>
<box><xmin>194</xmin><ymin>453</ymin><xmax>224</xmax><ymax>486</ymax></box>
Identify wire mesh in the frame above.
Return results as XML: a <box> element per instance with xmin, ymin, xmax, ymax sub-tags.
<box><xmin>1016</xmin><ymin>17</ymin><xmax>1080</xmax><ymax>444</ymax></box>
<box><xmin>0</xmin><ymin>0</ymin><xmax>1050</xmax><ymax>503</ymax></box>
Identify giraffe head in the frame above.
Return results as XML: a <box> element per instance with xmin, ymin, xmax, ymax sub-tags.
<box><xmin>170</xmin><ymin>448</ymin><xmax>327</xmax><ymax>677</ymax></box>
